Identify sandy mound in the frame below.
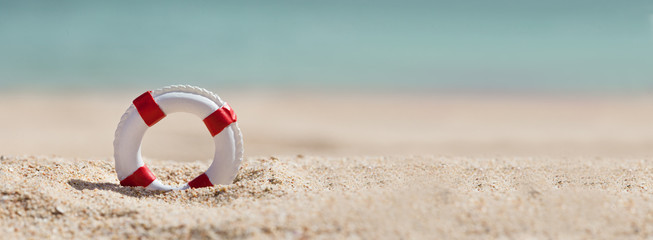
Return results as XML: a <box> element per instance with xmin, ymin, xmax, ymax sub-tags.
<box><xmin>2</xmin><ymin>154</ymin><xmax>653</xmax><ymax>239</ymax></box>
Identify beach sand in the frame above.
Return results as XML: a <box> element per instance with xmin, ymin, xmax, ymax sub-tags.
<box><xmin>2</xmin><ymin>90</ymin><xmax>653</xmax><ymax>239</ymax></box>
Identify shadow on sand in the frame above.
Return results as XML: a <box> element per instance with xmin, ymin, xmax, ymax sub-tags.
<box><xmin>67</xmin><ymin>179</ymin><xmax>166</xmax><ymax>197</ymax></box>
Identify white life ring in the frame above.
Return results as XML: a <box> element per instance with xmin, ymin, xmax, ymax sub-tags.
<box><xmin>113</xmin><ymin>85</ymin><xmax>244</xmax><ymax>191</ymax></box>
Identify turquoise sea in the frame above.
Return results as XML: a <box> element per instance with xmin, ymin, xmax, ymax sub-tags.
<box><xmin>0</xmin><ymin>1</ymin><xmax>652</xmax><ymax>93</ymax></box>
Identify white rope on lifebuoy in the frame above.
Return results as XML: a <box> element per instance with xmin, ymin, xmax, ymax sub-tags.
<box><xmin>113</xmin><ymin>85</ymin><xmax>244</xmax><ymax>191</ymax></box>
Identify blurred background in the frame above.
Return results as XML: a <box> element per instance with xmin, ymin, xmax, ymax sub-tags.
<box><xmin>1</xmin><ymin>1</ymin><xmax>653</xmax><ymax>160</ymax></box>
<box><xmin>1</xmin><ymin>0</ymin><xmax>652</xmax><ymax>93</ymax></box>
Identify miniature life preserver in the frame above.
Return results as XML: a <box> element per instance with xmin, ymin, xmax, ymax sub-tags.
<box><xmin>113</xmin><ymin>85</ymin><xmax>243</xmax><ymax>191</ymax></box>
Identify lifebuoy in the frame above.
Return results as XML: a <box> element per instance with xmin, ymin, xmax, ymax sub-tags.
<box><xmin>113</xmin><ymin>85</ymin><xmax>244</xmax><ymax>191</ymax></box>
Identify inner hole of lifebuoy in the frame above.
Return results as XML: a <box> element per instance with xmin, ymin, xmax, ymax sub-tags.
<box><xmin>141</xmin><ymin>112</ymin><xmax>214</xmax><ymax>186</ymax></box>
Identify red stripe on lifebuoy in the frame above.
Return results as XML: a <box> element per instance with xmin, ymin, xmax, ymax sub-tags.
<box><xmin>120</xmin><ymin>166</ymin><xmax>156</xmax><ymax>187</ymax></box>
<box><xmin>203</xmin><ymin>103</ymin><xmax>237</xmax><ymax>137</ymax></box>
<box><xmin>133</xmin><ymin>91</ymin><xmax>166</xmax><ymax>127</ymax></box>
<box><xmin>188</xmin><ymin>173</ymin><xmax>213</xmax><ymax>188</ymax></box>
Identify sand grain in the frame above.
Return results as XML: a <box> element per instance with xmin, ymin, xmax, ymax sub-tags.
<box><xmin>2</xmin><ymin>154</ymin><xmax>653</xmax><ymax>239</ymax></box>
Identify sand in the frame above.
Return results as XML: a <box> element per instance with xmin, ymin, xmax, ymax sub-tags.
<box><xmin>2</xmin><ymin>90</ymin><xmax>653</xmax><ymax>239</ymax></box>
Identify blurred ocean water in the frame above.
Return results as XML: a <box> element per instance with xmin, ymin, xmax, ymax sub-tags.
<box><xmin>0</xmin><ymin>0</ymin><xmax>652</xmax><ymax>93</ymax></box>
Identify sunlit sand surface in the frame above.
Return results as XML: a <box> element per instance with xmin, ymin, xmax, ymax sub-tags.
<box><xmin>2</xmin><ymin>91</ymin><xmax>653</xmax><ymax>238</ymax></box>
